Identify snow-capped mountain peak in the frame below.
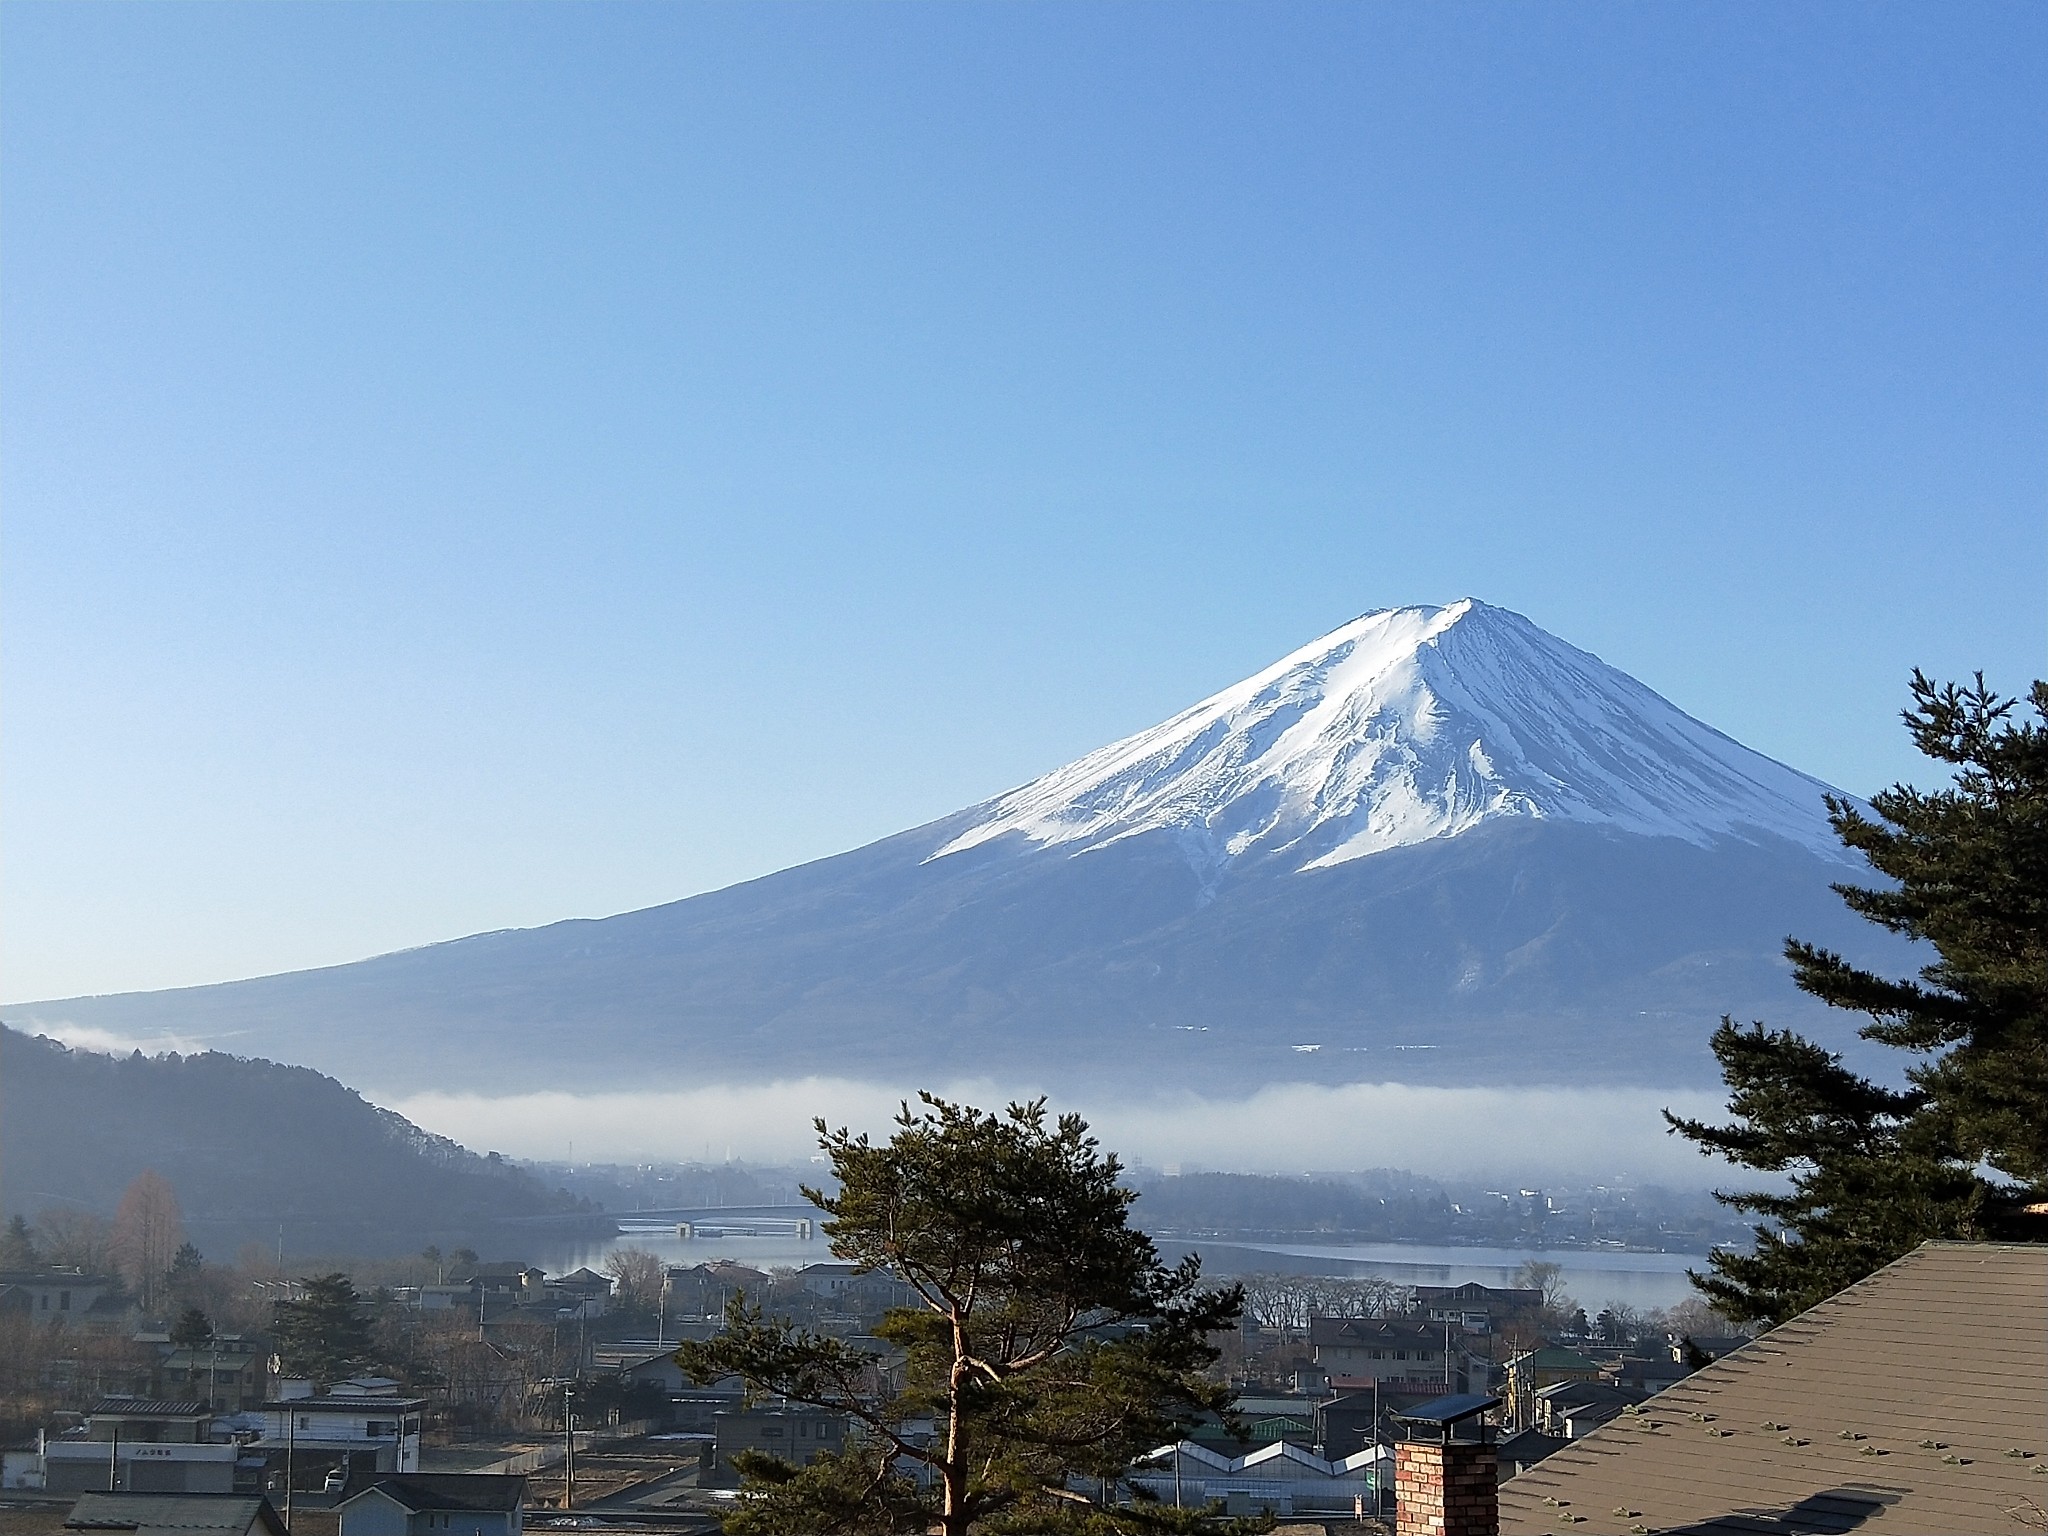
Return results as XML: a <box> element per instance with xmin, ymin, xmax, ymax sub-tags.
<box><xmin>933</xmin><ymin>600</ymin><xmax>1848</xmax><ymax>872</ymax></box>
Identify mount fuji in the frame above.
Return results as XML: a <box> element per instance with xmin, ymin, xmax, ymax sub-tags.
<box><xmin>9</xmin><ymin>602</ymin><xmax>1897</xmax><ymax>1097</ymax></box>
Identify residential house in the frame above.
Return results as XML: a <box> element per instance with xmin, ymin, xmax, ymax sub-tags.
<box><xmin>1594</xmin><ymin>1346</ymin><xmax>1691</xmax><ymax>1395</ymax></box>
<box><xmin>705</xmin><ymin>1408</ymin><xmax>847</xmax><ymax>1487</ymax></box>
<box><xmin>1530</xmin><ymin>1378</ymin><xmax>1648</xmax><ymax>1439</ymax></box>
<box><xmin>260</xmin><ymin>1382</ymin><xmax>424</xmax><ymax>1481</ymax></box>
<box><xmin>1500</xmin><ymin>1242</ymin><xmax>2048</xmax><ymax>1534</ymax></box>
<box><xmin>1674</xmin><ymin>1332</ymin><xmax>1751</xmax><ymax>1365</ymax></box>
<box><xmin>44</xmin><ymin>1399</ymin><xmax>236</xmax><ymax>1495</ymax></box>
<box><xmin>150</xmin><ymin>1340</ymin><xmax>269</xmax><ymax>1414</ymax></box>
<box><xmin>792</xmin><ymin>1262</ymin><xmax>917</xmax><ymax>1311</ymax></box>
<box><xmin>1410</xmin><ymin>1284</ymin><xmax>1542</xmax><ymax>1335</ymax></box>
<box><xmin>538</xmin><ymin>1270</ymin><xmax>610</xmax><ymax>1318</ymax></box>
<box><xmin>662</xmin><ymin>1262</ymin><xmax>769</xmax><ymax>1319</ymax></box>
<box><xmin>792</xmin><ymin>1263</ymin><xmax>860</xmax><ymax>1299</ymax></box>
<box><xmin>1501</xmin><ymin>1344</ymin><xmax>1600</xmax><ymax>1429</ymax></box>
<box><xmin>1494</xmin><ymin>1427</ymin><xmax>1567</xmax><ymax>1483</ymax></box>
<box><xmin>1308</xmin><ymin>1317</ymin><xmax>1480</xmax><ymax>1393</ymax></box>
<box><xmin>1311</xmin><ymin>1392</ymin><xmax>1385</xmax><ymax>1461</ymax></box>
<box><xmin>607</xmin><ymin>1349</ymin><xmax>693</xmax><ymax>1396</ymax></box>
<box><xmin>336</xmin><ymin>1474</ymin><xmax>526</xmax><ymax>1536</ymax></box>
<box><xmin>463</xmin><ymin>1265</ymin><xmax>543</xmax><ymax>1300</ymax></box>
<box><xmin>64</xmin><ymin>1492</ymin><xmax>288</xmax><ymax>1536</ymax></box>
<box><xmin>0</xmin><ymin>1270</ymin><xmax>124</xmax><ymax>1330</ymax></box>
<box><xmin>667</xmin><ymin>1383</ymin><xmax>746</xmax><ymax>1436</ymax></box>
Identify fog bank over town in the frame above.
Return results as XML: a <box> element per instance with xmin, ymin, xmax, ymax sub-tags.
<box><xmin>388</xmin><ymin>1076</ymin><xmax>1731</xmax><ymax>1185</ymax></box>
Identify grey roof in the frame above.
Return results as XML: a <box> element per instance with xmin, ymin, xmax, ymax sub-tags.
<box><xmin>65</xmin><ymin>1493</ymin><xmax>286</xmax><ymax>1536</ymax></box>
<box><xmin>89</xmin><ymin>1399</ymin><xmax>208</xmax><ymax>1417</ymax></box>
<box><xmin>1534</xmin><ymin>1378</ymin><xmax>1648</xmax><ymax>1411</ymax></box>
<box><xmin>263</xmin><ymin>1393</ymin><xmax>426</xmax><ymax>1411</ymax></box>
<box><xmin>338</xmin><ymin>1475</ymin><xmax>526</xmax><ymax>1513</ymax></box>
<box><xmin>1496</xmin><ymin>1428</ymin><xmax>1569</xmax><ymax>1470</ymax></box>
<box><xmin>1500</xmin><ymin>1243</ymin><xmax>2048</xmax><ymax>1535</ymax></box>
<box><xmin>1307</xmin><ymin>1315</ymin><xmax>1452</xmax><ymax>1347</ymax></box>
<box><xmin>1414</xmin><ymin>1282</ymin><xmax>1543</xmax><ymax>1306</ymax></box>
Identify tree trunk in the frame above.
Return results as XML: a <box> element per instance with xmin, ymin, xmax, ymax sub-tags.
<box><xmin>941</xmin><ymin>1329</ymin><xmax>970</xmax><ymax>1536</ymax></box>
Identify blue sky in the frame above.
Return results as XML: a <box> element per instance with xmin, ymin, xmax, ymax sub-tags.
<box><xmin>5</xmin><ymin>2</ymin><xmax>2043</xmax><ymax>1000</ymax></box>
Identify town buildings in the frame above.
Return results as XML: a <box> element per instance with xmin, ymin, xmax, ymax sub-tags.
<box><xmin>335</xmin><ymin>1473</ymin><xmax>527</xmax><ymax>1536</ymax></box>
<box><xmin>260</xmin><ymin>1380</ymin><xmax>425</xmax><ymax>1479</ymax></box>
<box><xmin>43</xmin><ymin>1399</ymin><xmax>238</xmax><ymax>1495</ymax></box>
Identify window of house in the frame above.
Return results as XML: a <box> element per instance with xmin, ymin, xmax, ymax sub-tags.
<box><xmin>60</xmin><ymin>1292</ymin><xmax>71</xmax><ymax>1311</ymax></box>
<box><xmin>1396</xmin><ymin>1351</ymin><xmax>1407</xmax><ymax>1360</ymax></box>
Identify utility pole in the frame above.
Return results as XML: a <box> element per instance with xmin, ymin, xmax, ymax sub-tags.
<box><xmin>108</xmin><ymin>1425</ymin><xmax>118</xmax><ymax>1492</ymax></box>
<box><xmin>562</xmin><ymin>1383</ymin><xmax>576</xmax><ymax>1511</ymax></box>
<box><xmin>271</xmin><ymin>1353</ymin><xmax>294</xmax><ymax>1532</ymax></box>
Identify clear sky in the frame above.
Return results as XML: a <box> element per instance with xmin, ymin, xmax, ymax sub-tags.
<box><xmin>5</xmin><ymin>2</ymin><xmax>2043</xmax><ymax>1002</ymax></box>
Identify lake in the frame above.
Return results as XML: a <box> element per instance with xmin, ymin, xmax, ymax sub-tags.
<box><xmin>534</xmin><ymin>1208</ymin><xmax>1709</xmax><ymax>1313</ymax></box>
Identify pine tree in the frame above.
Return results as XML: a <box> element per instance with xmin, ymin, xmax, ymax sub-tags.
<box><xmin>272</xmin><ymin>1273</ymin><xmax>376</xmax><ymax>1383</ymax></box>
<box><xmin>675</xmin><ymin>1094</ymin><xmax>1243</xmax><ymax>1536</ymax></box>
<box><xmin>1668</xmin><ymin>672</ymin><xmax>2047</xmax><ymax>1326</ymax></box>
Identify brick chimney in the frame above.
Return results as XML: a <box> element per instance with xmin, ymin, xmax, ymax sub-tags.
<box><xmin>1393</xmin><ymin>1394</ymin><xmax>1498</xmax><ymax>1536</ymax></box>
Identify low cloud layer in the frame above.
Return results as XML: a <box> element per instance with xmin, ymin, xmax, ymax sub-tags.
<box><xmin>30</xmin><ymin>1021</ymin><xmax>213</xmax><ymax>1057</ymax></box>
<box><xmin>388</xmin><ymin>1077</ymin><xmax>1730</xmax><ymax>1186</ymax></box>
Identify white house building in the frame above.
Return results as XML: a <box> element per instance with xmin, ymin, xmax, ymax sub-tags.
<box><xmin>260</xmin><ymin>1382</ymin><xmax>423</xmax><ymax>1478</ymax></box>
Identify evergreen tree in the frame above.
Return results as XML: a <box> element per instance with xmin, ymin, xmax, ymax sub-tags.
<box><xmin>0</xmin><ymin>1215</ymin><xmax>39</xmax><ymax>1269</ymax></box>
<box><xmin>171</xmin><ymin>1306</ymin><xmax>215</xmax><ymax>1350</ymax></box>
<box><xmin>272</xmin><ymin>1273</ymin><xmax>376</xmax><ymax>1383</ymax></box>
<box><xmin>1668</xmin><ymin>672</ymin><xmax>2047</xmax><ymax>1325</ymax></box>
<box><xmin>675</xmin><ymin>1093</ymin><xmax>1244</xmax><ymax>1536</ymax></box>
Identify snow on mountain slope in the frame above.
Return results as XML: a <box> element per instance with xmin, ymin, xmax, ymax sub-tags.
<box><xmin>936</xmin><ymin>600</ymin><xmax>1848</xmax><ymax>873</ymax></box>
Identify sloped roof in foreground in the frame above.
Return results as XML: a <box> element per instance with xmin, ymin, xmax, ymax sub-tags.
<box><xmin>1499</xmin><ymin>1242</ymin><xmax>2048</xmax><ymax>1534</ymax></box>
<box><xmin>65</xmin><ymin>1494</ymin><xmax>285</xmax><ymax>1536</ymax></box>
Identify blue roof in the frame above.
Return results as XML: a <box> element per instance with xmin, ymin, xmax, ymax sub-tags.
<box><xmin>1396</xmin><ymin>1392</ymin><xmax>1499</xmax><ymax>1426</ymax></box>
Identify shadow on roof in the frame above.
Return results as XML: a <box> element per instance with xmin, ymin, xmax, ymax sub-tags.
<box><xmin>1668</xmin><ymin>1484</ymin><xmax>1904</xmax><ymax>1535</ymax></box>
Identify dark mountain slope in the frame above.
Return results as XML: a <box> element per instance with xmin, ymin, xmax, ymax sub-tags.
<box><xmin>0</xmin><ymin>1027</ymin><xmax>599</xmax><ymax>1256</ymax></box>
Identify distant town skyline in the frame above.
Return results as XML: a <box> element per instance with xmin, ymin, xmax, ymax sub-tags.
<box><xmin>5</xmin><ymin>3</ymin><xmax>2042</xmax><ymax>1000</ymax></box>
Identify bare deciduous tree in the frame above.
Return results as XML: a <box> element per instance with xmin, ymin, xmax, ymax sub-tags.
<box><xmin>603</xmin><ymin>1246</ymin><xmax>665</xmax><ymax>1313</ymax></box>
<box><xmin>1512</xmin><ymin>1258</ymin><xmax>1579</xmax><ymax>1331</ymax></box>
<box><xmin>1240</xmin><ymin>1272</ymin><xmax>1408</xmax><ymax>1335</ymax></box>
<box><xmin>35</xmin><ymin>1207</ymin><xmax>115</xmax><ymax>1274</ymax></box>
<box><xmin>112</xmin><ymin>1171</ymin><xmax>186</xmax><ymax>1313</ymax></box>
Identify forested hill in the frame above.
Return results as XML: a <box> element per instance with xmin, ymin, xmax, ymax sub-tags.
<box><xmin>0</xmin><ymin>1026</ymin><xmax>600</xmax><ymax>1258</ymax></box>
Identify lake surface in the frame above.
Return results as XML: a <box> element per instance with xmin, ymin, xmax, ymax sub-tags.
<box><xmin>1166</xmin><ymin>1239</ymin><xmax>1704</xmax><ymax>1311</ymax></box>
<box><xmin>533</xmin><ymin>1208</ymin><xmax>1709</xmax><ymax>1313</ymax></box>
